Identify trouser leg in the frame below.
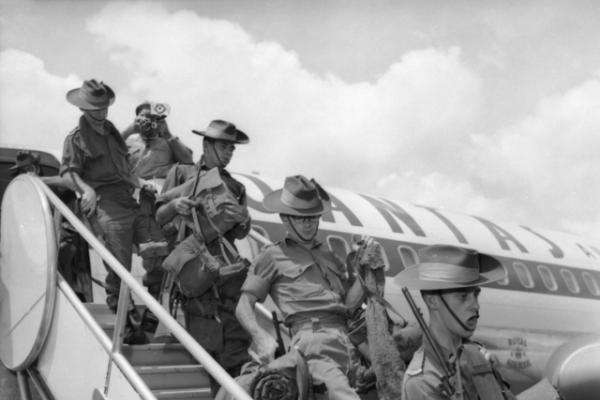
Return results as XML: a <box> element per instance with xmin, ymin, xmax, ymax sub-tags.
<box><xmin>141</xmin><ymin>256</ymin><xmax>165</xmax><ymax>299</ymax></box>
<box><xmin>95</xmin><ymin>201</ymin><xmax>136</xmax><ymax>311</ymax></box>
<box><xmin>184</xmin><ymin>305</ymin><xmax>250</xmax><ymax>396</ymax></box>
<box><xmin>309</xmin><ymin>359</ymin><xmax>361</xmax><ymax>400</ymax></box>
<box><xmin>292</xmin><ymin>328</ymin><xmax>360</xmax><ymax>400</ymax></box>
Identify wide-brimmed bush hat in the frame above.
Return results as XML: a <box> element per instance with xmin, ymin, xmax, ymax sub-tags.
<box><xmin>396</xmin><ymin>244</ymin><xmax>505</xmax><ymax>291</ymax></box>
<box><xmin>263</xmin><ymin>175</ymin><xmax>331</xmax><ymax>217</ymax></box>
<box><xmin>192</xmin><ymin>120</ymin><xmax>249</xmax><ymax>144</ymax></box>
<box><xmin>66</xmin><ymin>79</ymin><xmax>115</xmax><ymax>110</ymax></box>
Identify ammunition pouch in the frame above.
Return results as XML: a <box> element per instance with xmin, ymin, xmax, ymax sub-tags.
<box><xmin>163</xmin><ymin>233</ymin><xmax>250</xmax><ymax>300</ymax></box>
<box><xmin>183</xmin><ymin>294</ymin><xmax>238</xmax><ymax>318</ymax></box>
<box><xmin>162</xmin><ymin>234</ymin><xmax>207</xmax><ymax>276</ymax></box>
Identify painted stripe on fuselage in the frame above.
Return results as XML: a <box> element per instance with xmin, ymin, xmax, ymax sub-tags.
<box><xmin>235</xmin><ymin>173</ymin><xmax>600</xmax><ymax>272</ymax></box>
<box><xmin>250</xmin><ymin>220</ymin><xmax>600</xmax><ymax>302</ymax></box>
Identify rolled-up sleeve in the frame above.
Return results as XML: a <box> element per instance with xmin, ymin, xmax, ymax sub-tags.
<box><xmin>59</xmin><ymin>134</ymin><xmax>84</xmax><ymax>177</ymax></box>
<box><xmin>241</xmin><ymin>248</ymin><xmax>278</xmax><ymax>301</ymax></box>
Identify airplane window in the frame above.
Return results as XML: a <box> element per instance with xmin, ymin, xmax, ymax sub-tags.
<box><xmin>513</xmin><ymin>262</ymin><xmax>534</xmax><ymax>288</ymax></box>
<box><xmin>537</xmin><ymin>265</ymin><xmax>558</xmax><ymax>291</ymax></box>
<box><xmin>560</xmin><ymin>269</ymin><xmax>580</xmax><ymax>294</ymax></box>
<box><xmin>581</xmin><ymin>272</ymin><xmax>600</xmax><ymax>296</ymax></box>
<box><xmin>398</xmin><ymin>246</ymin><xmax>418</xmax><ymax>269</ymax></box>
<box><xmin>327</xmin><ymin>235</ymin><xmax>350</xmax><ymax>263</ymax></box>
<box><xmin>497</xmin><ymin>264</ymin><xmax>509</xmax><ymax>286</ymax></box>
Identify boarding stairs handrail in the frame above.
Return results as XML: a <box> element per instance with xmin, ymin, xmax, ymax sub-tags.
<box><xmin>33</xmin><ymin>176</ymin><xmax>253</xmax><ymax>400</ymax></box>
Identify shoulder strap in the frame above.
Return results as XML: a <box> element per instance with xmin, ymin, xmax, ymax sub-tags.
<box><xmin>461</xmin><ymin>344</ymin><xmax>507</xmax><ymax>400</ymax></box>
<box><xmin>188</xmin><ymin>167</ymin><xmax>239</xmax><ymax>264</ymax></box>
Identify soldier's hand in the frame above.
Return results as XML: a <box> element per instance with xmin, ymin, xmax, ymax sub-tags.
<box><xmin>173</xmin><ymin>197</ymin><xmax>196</xmax><ymax>215</ymax></box>
<box><xmin>251</xmin><ymin>335</ymin><xmax>277</xmax><ymax>364</ymax></box>
<box><xmin>81</xmin><ymin>187</ymin><xmax>97</xmax><ymax>217</ymax></box>
<box><xmin>139</xmin><ymin>179</ymin><xmax>157</xmax><ymax>193</ymax></box>
<box><xmin>353</xmin><ymin>235</ymin><xmax>386</xmax><ymax>271</ymax></box>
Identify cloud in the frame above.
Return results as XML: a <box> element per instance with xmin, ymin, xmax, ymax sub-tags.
<box><xmin>85</xmin><ymin>2</ymin><xmax>482</xmax><ymax>187</ymax></box>
<box><xmin>0</xmin><ymin>49</ymin><xmax>80</xmax><ymax>157</ymax></box>
<box><xmin>378</xmin><ymin>73</ymin><xmax>600</xmax><ymax>240</ymax></box>
<box><xmin>2</xmin><ymin>2</ymin><xmax>599</xmax><ymax>241</ymax></box>
<box><xmin>469</xmin><ymin>74</ymin><xmax>600</xmax><ymax>238</ymax></box>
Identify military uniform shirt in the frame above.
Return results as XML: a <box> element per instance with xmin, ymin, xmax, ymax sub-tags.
<box><xmin>60</xmin><ymin>116</ymin><xmax>136</xmax><ymax>190</ymax></box>
<box><xmin>402</xmin><ymin>340</ymin><xmax>514</xmax><ymax>400</ymax></box>
<box><xmin>131</xmin><ymin>136</ymin><xmax>193</xmax><ymax>180</ymax></box>
<box><xmin>242</xmin><ymin>238</ymin><xmax>349</xmax><ymax>322</ymax></box>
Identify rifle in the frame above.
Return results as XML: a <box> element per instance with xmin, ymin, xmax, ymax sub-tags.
<box><xmin>272</xmin><ymin>311</ymin><xmax>286</xmax><ymax>358</ymax></box>
<box><xmin>402</xmin><ymin>287</ymin><xmax>457</xmax><ymax>399</ymax></box>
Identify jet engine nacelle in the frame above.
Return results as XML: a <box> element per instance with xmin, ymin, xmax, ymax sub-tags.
<box><xmin>545</xmin><ymin>334</ymin><xmax>600</xmax><ymax>400</ymax></box>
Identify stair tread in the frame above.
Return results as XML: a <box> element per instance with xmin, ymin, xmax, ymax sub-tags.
<box><xmin>122</xmin><ymin>342</ymin><xmax>186</xmax><ymax>350</ymax></box>
<box><xmin>153</xmin><ymin>388</ymin><xmax>211</xmax><ymax>394</ymax></box>
<box><xmin>153</xmin><ymin>387</ymin><xmax>212</xmax><ymax>399</ymax></box>
<box><xmin>135</xmin><ymin>364</ymin><xmax>205</xmax><ymax>373</ymax></box>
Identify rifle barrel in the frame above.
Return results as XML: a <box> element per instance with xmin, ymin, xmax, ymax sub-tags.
<box><xmin>401</xmin><ymin>287</ymin><xmax>456</xmax><ymax>394</ymax></box>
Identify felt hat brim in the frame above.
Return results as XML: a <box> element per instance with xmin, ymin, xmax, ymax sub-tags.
<box><xmin>192</xmin><ymin>128</ymin><xmax>249</xmax><ymax>144</ymax></box>
<box><xmin>263</xmin><ymin>189</ymin><xmax>331</xmax><ymax>216</ymax></box>
<box><xmin>66</xmin><ymin>85</ymin><xmax>115</xmax><ymax>110</ymax></box>
<box><xmin>395</xmin><ymin>254</ymin><xmax>506</xmax><ymax>290</ymax></box>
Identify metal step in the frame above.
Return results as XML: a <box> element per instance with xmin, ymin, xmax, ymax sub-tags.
<box><xmin>122</xmin><ymin>343</ymin><xmax>197</xmax><ymax>366</ymax></box>
<box><xmin>86</xmin><ymin>303</ymin><xmax>117</xmax><ymax>334</ymax></box>
<box><xmin>135</xmin><ymin>365</ymin><xmax>210</xmax><ymax>390</ymax></box>
<box><xmin>153</xmin><ymin>387</ymin><xmax>212</xmax><ymax>400</ymax></box>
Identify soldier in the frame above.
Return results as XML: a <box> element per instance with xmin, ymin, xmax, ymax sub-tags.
<box><xmin>60</xmin><ymin>79</ymin><xmax>160</xmax><ymax>343</ymax></box>
<box><xmin>122</xmin><ymin>101</ymin><xmax>193</xmax><ymax>179</ymax></box>
<box><xmin>10</xmin><ymin>151</ymin><xmax>92</xmax><ymax>301</ymax></box>
<box><xmin>155</xmin><ymin>119</ymin><xmax>252</xmax><ymax>394</ymax></box>
<box><xmin>122</xmin><ymin>102</ymin><xmax>194</xmax><ymax>310</ymax></box>
<box><xmin>236</xmin><ymin>175</ymin><xmax>383</xmax><ymax>400</ymax></box>
<box><xmin>399</xmin><ymin>244</ymin><xmax>561</xmax><ymax>400</ymax></box>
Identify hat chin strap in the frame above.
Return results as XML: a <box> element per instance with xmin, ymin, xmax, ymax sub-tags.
<box><xmin>438</xmin><ymin>293</ymin><xmax>475</xmax><ymax>332</ymax></box>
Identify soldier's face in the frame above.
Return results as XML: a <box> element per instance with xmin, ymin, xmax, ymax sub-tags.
<box><xmin>84</xmin><ymin>108</ymin><xmax>108</xmax><ymax>121</ymax></box>
<box><xmin>439</xmin><ymin>287</ymin><xmax>481</xmax><ymax>339</ymax></box>
<box><xmin>211</xmin><ymin>140</ymin><xmax>236</xmax><ymax>167</ymax></box>
<box><xmin>284</xmin><ymin>215</ymin><xmax>320</xmax><ymax>242</ymax></box>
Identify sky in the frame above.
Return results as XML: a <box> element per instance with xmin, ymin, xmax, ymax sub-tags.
<box><xmin>1</xmin><ymin>0</ymin><xmax>600</xmax><ymax>240</ymax></box>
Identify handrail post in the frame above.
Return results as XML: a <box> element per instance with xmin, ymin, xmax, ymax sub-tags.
<box><xmin>104</xmin><ymin>281</ymin><xmax>131</xmax><ymax>395</ymax></box>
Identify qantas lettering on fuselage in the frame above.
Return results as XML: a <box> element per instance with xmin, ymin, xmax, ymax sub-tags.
<box><xmin>236</xmin><ymin>173</ymin><xmax>600</xmax><ymax>301</ymax></box>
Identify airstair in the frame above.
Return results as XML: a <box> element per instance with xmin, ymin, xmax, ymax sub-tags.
<box><xmin>0</xmin><ymin>174</ymin><xmax>275</xmax><ymax>400</ymax></box>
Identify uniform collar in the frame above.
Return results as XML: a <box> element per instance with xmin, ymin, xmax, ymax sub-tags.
<box><xmin>79</xmin><ymin>115</ymin><xmax>116</xmax><ymax>138</ymax></box>
<box><xmin>422</xmin><ymin>333</ymin><xmax>464</xmax><ymax>373</ymax></box>
<box><xmin>284</xmin><ymin>236</ymin><xmax>322</xmax><ymax>250</ymax></box>
<box><xmin>78</xmin><ymin>115</ymin><xmax>127</xmax><ymax>151</ymax></box>
<box><xmin>197</xmin><ymin>156</ymin><xmax>231</xmax><ymax>176</ymax></box>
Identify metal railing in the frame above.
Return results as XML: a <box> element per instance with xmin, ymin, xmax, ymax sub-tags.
<box><xmin>33</xmin><ymin>176</ymin><xmax>253</xmax><ymax>400</ymax></box>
